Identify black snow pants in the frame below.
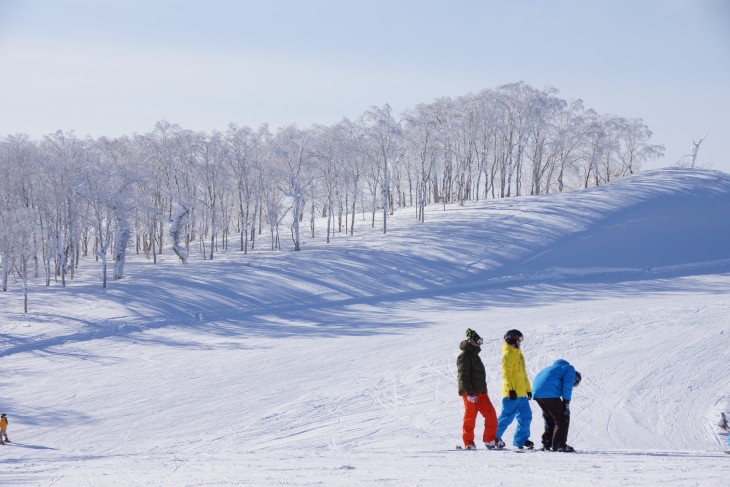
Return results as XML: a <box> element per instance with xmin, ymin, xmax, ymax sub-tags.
<box><xmin>535</xmin><ymin>397</ymin><xmax>570</xmax><ymax>450</ymax></box>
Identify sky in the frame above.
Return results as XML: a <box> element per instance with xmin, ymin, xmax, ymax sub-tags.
<box><xmin>0</xmin><ymin>0</ymin><xmax>728</xmax><ymax>171</ymax></box>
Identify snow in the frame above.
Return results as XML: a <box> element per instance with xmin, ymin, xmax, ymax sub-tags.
<box><xmin>1</xmin><ymin>167</ymin><xmax>729</xmax><ymax>486</ymax></box>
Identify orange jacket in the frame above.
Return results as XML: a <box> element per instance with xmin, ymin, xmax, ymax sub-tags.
<box><xmin>0</xmin><ymin>417</ymin><xmax>7</xmax><ymax>429</ymax></box>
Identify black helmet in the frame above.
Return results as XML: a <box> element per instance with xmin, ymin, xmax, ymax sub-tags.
<box><xmin>503</xmin><ymin>329</ymin><xmax>523</xmax><ymax>345</ymax></box>
<box><xmin>465</xmin><ymin>328</ymin><xmax>483</xmax><ymax>345</ymax></box>
<box><xmin>574</xmin><ymin>371</ymin><xmax>582</xmax><ymax>387</ymax></box>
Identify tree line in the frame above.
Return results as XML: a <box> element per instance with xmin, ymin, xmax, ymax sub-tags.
<box><xmin>0</xmin><ymin>82</ymin><xmax>664</xmax><ymax>311</ymax></box>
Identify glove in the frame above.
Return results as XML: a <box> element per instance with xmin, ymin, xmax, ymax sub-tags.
<box><xmin>509</xmin><ymin>390</ymin><xmax>517</xmax><ymax>400</ymax></box>
<box><xmin>527</xmin><ymin>392</ymin><xmax>532</xmax><ymax>400</ymax></box>
<box><xmin>467</xmin><ymin>395</ymin><xmax>478</xmax><ymax>404</ymax></box>
<box><xmin>563</xmin><ymin>400</ymin><xmax>570</xmax><ymax>416</ymax></box>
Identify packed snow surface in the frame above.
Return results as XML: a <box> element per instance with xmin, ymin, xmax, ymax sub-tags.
<box><xmin>1</xmin><ymin>168</ymin><xmax>729</xmax><ymax>486</ymax></box>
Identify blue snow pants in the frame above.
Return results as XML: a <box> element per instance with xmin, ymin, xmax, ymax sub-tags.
<box><xmin>496</xmin><ymin>397</ymin><xmax>533</xmax><ymax>447</ymax></box>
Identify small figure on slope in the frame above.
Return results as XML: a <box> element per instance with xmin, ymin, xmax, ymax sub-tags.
<box><xmin>718</xmin><ymin>412</ymin><xmax>730</xmax><ymax>452</ymax></box>
<box><xmin>457</xmin><ymin>328</ymin><xmax>499</xmax><ymax>450</ymax></box>
<box><xmin>495</xmin><ymin>329</ymin><xmax>534</xmax><ymax>450</ymax></box>
<box><xmin>719</xmin><ymin>412</ymin><xmax>729</xmax><ymax>433</ymax></box>
<box><xmin>532</xmin><ymin>359</ymin><xmax>581</xmax><ymax>452</ymax></box>
<box><xmin>0</xmin><ymin>414</ymin><xmax>9</xmax><ymax>444</ymax></box>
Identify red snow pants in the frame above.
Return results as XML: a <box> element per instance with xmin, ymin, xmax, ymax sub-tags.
<box><xmin>462</xmin><ymin>393</ymin><xmax>498</xmax><ymax>446</ymax></box>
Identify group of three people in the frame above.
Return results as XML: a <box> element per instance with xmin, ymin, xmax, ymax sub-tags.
<box><xmin>457</xmin><ymin>328</ymin><xmax>581</xmax><ymax>452</ymax></box>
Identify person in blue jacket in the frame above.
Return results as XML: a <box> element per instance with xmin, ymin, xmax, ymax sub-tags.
<box><xmin>532</xmin><ymin>359</ymin><xmax>581</xmax><ymax>452</ymax></box>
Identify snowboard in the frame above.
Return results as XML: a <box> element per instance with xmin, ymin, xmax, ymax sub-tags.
<box><xmin>456</xmin><ymin>444</ymin><xmax>538</xmax><ymax>452</ymax></box>
<box><xmin>455</xmin><ymin>445</ymin><xmax>508</xmax><ymax>451</ymax></box>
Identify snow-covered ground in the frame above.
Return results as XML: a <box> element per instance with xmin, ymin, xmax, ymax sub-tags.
<box><xmin>1</xmin><ymin>168</ymin><xmax>729</xmax><ymax>486</ymax></box>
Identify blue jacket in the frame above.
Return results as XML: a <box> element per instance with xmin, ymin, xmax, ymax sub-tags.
<box><xmin>532</xmin><ymin>359</ymin><xmax>576</xmax><ymax>401</ymax></box>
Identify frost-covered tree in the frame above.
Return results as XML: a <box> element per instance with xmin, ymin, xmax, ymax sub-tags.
<box><xmin>96</xmin><ymin>136</ymin><xmax>138</xmax><ymax>280</ymax></box>
<box><xmin>579</xmin><ymin>111</ymin><xmax>609</xmax><ymax>188</ymax></box>
<box><xmin>0</xmin><ymin>135</ymin><xmax>39</xmax><ymax>297</ymax></box>
<box><xmin>272</xmin><ymin>125</ymin><xmax>315</xmax><ymax>251</ymax></box>
<box><xmin>0</xmin><ymin>80</ymin><xmax>666</xmax><ymax>301</ymax></box>
<box><xmin>497</xmin><ymin>83</ymin><xmax>535</xmax><ymax>197</ymax></box>
<box><xmin>136</xmin><ymin>120</ymin><xmax>186</xmax><ymax>262</ymax></box>
<box><xmin>465</xmin><ymin>90</ymin><xmax>499</xmax><ymax>200</ymax></box>
<box><xmin>192</xmin><ymin>131</ymin><xmax>228</xmax><ymax>260</ymax></box>
<box><xmin>77</xmin><ymin>138</ymin><xmax>137</xmax><ymax>287</ymax></box>
<box><xmin>226</xmin><ymin>123</ymin><xmax>267</xmax><ymax>253</ymax></box>
<box><xmin>445</xmin><ymin>96</ymin><xmax>477</xmax><ymax>206</ymax></box>
<box><xmin>551</xmin><ymin>99</ymin><xmax>591</xmax><ymax>192</ymax></box>
<box><xmin>336</xmin><ymin>118</ymin><xmax>371</xmax><ymax>235</ymax></box>
<box><xmin>403</xmin><ymin>103</ymin><xmax>443</xmax><ymax>221</ymax></box>
<box><xmin>38</xmin><ymin>131</ymin><xmax>87</xmax><ymax>286</ymax></box>
<box><xmin>167</xmin><ymin>130</ymin><xmax>197</xmax><ymax>264</ymax></box>
<box><xmin>361</xmin><ymin>104</ymin><xmax>402</xmax><ymax>234</ymax></box>
<box><xmin>616</xmin><ymin>118</ymin><xmax>664</xmax><ymax>176</ymax></box>
<box><xmin>7</xmin><ymin>205</ymin><xmax>36</xmax><ymax>312</ymax></box>
<box><xmin>310</xmin><ymin>124</ymin><xmax>343</xmax><ymax>243</ymax></box>
<box><xmin>523</xmin><ymin>87</ymin><xmax>565</xmax><ymax>195</ymax></box>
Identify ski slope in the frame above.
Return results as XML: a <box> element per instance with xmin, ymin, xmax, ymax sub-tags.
<box><xmin>1</xmin><ymin>168</ymin><xmax>729</xmax><ymax>486</ymax></box>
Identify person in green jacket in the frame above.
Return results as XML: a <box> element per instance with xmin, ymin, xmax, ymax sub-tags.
<box><xmin>457</xmin><ymin>328</ymin><xmax>498</xmax><ymax>449</ymax></box>
<box><xmin>495</xmin><ymin>329</ymin><xmax>534</xmax><ymax>449</ymax></box>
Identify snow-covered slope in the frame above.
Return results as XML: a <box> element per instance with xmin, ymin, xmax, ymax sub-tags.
<box><xmin>1</xmin><ymin>168</ymin><xmax>729</xmax><ymax>486</ymax></box>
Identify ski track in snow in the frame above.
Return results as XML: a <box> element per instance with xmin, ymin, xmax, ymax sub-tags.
<box><xmin>1</xmin><ymin>168</ymin><xmax>730</xmax><ymax>485</ymax></box>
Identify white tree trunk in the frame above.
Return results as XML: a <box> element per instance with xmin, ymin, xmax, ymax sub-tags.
<box><xmin>113</xmin><ymin>223</ymin><xmax>131</xmax><ymax>280</ymax></box>
<box><xmin>292</xmin><ymin>186</ymin><xmax>302</xmax><ymax>251</ymax></box>
<box><xmin>170</xmin><ymin>203</ymin><xmax>190</xmax><ymax>264</ymax></box>
<box><xmin>1</xmin><ymin>251</ymin><xmax>8</xmax><ymax>292</ymax></box>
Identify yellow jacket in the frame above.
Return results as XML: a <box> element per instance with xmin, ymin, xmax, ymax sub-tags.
<box><xmin>501</xmin><ymin>342</ymin><xmax>531</xmax><ymax>397</ymax></box>
<box><xmin>0</xmin><ymin>417</ymin><xmax>7</xmax><ymax>429</ymax></box>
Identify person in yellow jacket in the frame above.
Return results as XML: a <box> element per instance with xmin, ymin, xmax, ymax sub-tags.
<box><xmin>494</xmin><ymin>329</ymin><xmax>534</xmax><ymax>449</ymax></box>
<box><xmin>0</xmin><ymin>414</ymin><xmax>9</xmax><ymax>443</ymax></box>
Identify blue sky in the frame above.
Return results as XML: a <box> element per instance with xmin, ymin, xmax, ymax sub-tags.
<box><xmin>1</xmin><ymin>0</ymin><xmax>728</xmax><ymax>171</ymax></box>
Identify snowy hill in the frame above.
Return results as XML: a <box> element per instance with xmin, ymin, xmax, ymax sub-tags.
<box><xmin>1</xmin><ymin>168</ymin><xmax>729</xmax><ymax>486</ymax></box>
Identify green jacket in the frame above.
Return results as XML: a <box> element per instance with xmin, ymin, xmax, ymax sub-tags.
<box><xmin>457</xmin><ymin>341</ymin><xmax>488</xmax><ymax>396</ymax></box>
<box><xmin>501</xmin><ymin>341</ymin><xmax>531</xmax><ymax>397</ymax></box>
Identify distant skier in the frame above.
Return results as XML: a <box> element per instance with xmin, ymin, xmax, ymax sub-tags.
<box><xmin>457</xmin><ymin>328</ymin><xmax>498</xmax><ymax>450</ymax></box>
<box><xmin>719</xmin><ymin>412</ymin><xmax>730</xmax><ymax>451</ymax></box>
<box><xmin>0</xmin><ymin>414</ymin><xmax>9</xmax><ymax>443</ymax></box>
<box><xmin>532</xmin><ymin>359</ymin><xmax>581</xmax><ymax>452</ymax></box>
<box><xmin>495</xmin><ymin>329</ymin><xmax>533</xmax><ymax>449</ymax></box>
